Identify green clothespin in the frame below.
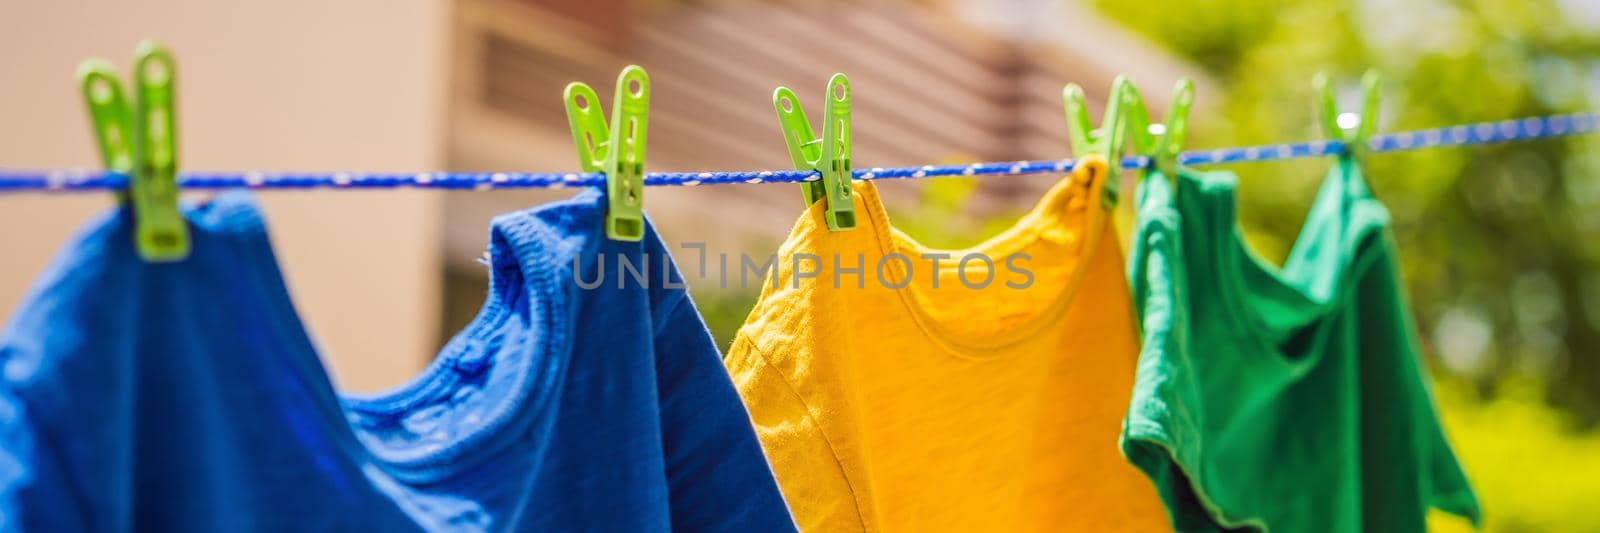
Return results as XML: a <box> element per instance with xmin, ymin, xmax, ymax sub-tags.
<box><xmin>80</xmin><ymin>41</ymin><xmax>189</xmax><ymax>262</ymax></box>
<box><xmin>564</xmin><ymin>65</ymin><xmax>650</xmax><ymax>242</ymax></box>
<box><xmin>773</xmin><ymin>73</ymin><xmax>855</xmax><ymax>231</ymax></box>
<box><xmin>1063</xmin><ymin>76</ymin><xmax>1133</xmax><ymax>208</ymax></box>
<box><xmin>79</xmin><ymin>59</ymin><xmax>135</xmax><ymax>182</ymax></box>
<box><xmin>1316</xmin><ymin>70</ymin><xmax>1381</xmax><ymax>158</ymax></box>
<box><xmin>1121</xmin><ymin>78</ymin><xmax>1195</xmax><ymax>178</ymax></box>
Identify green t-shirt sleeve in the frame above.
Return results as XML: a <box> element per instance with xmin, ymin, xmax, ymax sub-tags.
<box><xmin>1123</xmin><ymin>174</ymin><xmax>1261</xmax><ymax>532</ymax></box>
<box><xmin>1357</xmin><ymin>242</ymin><xmax>1483</xmax><ymax>527</ymax></box>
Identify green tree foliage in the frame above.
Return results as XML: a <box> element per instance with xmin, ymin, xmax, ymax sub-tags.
<box><xmin>1429</xmin><ymin>380</ymin><xmax>1600</xmax><ymax>532</ymax></box>
<box><xmin>1093</xmin><ymin>0</ymin><xmax>1600</xmax><ymax>425</ymax></box>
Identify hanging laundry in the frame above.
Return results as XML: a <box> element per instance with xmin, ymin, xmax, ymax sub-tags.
<box><xmin>1121</xmin><ymin>158</ymin><xmax>1481</xmax><ymax>532</ymax></box>
<box><xmin>725</xmin><ymin>161</ymin><xmax>1168</xmax><ymax>532</ymax></box>
<box><xmin>0</xmin><ymin>190</ymin><xmax>795</xmax><ymax>532</ymax></box>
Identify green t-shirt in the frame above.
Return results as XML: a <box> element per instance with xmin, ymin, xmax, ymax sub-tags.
<box><xmin>1123</xmin><ymin>157</ymin><xmax>1481</xmax><ymax>532</ymax></box>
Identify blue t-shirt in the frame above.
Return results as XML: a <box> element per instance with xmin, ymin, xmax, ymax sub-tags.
<box><xmin>0</xmin><ymin>190</ymin><xmax>795</xmax><ymax>532</ymax></box>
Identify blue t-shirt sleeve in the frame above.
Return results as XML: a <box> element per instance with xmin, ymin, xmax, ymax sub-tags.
<box><xmin>0</xmin><ymin>388</ymin><xmax>86</xmax><ymax>532</ymax></box>
<box><xmin>651</xmin><ymin>292</ymin><xmax>795</xmax><ymax>532</ymax></box>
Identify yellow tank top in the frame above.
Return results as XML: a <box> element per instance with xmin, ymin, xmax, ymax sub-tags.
<box><xmin>726</xmin><ymin>161</ymin><xmax>1169</xmax><ymax>532</ymax></box>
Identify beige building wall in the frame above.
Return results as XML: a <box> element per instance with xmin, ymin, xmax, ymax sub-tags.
<box><xmin>0</xmin><ymin>0</ymin><xmax>448</xmax><ymax>392</ymax></box>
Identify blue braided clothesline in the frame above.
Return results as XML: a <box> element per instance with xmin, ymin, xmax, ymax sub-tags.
<box><xmin>1</xmin><ymin>112</ymin><xmax>1595</xmax><ymax>194</ymax></box>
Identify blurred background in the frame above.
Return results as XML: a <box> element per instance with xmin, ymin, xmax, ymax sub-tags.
<box><xmin>2</xmin><ymin>0</ymin><xmax>1598</xmax><ymax>530</ymax></box>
